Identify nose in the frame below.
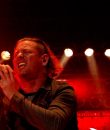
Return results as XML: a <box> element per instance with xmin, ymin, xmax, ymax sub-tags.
<box><xmin>17</xmin><ymin>52</ymin><xmax>24</xmax><ymax>58</ymax></box>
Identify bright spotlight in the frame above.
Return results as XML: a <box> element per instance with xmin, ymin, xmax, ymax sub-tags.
<box><xmin>1</xmin><ymin>51</ymin><xmax>11</xmax><ymax>61</ymax></box>
<box><xmin>64</xmin><ymin>48</ymin><xmax>73</xmax><ymax>57</ymax></box>
<box><xmin>104</xmin><ymin>49</ymin><xmax>110</xmax><ymax>57</ymax></box>
<box><xmin>90</xmin><ymin>128</ymin><xmax>97</xmax><ymax>130</ymax></box>
<box><xmin>85</xmin><ymin>48</ymin><xmax>94</xmax><ymax>57</ymax></box>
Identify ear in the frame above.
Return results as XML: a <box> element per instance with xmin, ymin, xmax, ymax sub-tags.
<box><xmin>41</xmin><ymin>54</ymin><xmax>49</xmax><ymax>66</ymax></box>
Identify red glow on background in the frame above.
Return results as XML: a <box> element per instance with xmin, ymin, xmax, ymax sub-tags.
<box><xmin>77</xmin><ymin>111</ymin><xmax>110</xmax><ymax>130</ymax></box>
<box><xmin>67</xmin><ymin>78</ymin><xmax>96</xmax><ymax>100</ymax></box>
<box><xmin>66</xmin><ymin>78</ymin><xmax>110</xmax><ymax>129</ymax></box>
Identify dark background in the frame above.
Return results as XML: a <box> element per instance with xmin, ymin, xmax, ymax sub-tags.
<box><xmin>0</xmin><ymin>1</ymin><xmax>110</xmax><ymax>51</ymax></box>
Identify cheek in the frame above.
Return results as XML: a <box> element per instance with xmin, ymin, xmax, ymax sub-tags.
<box><xmin>31</xmin><ymin>56</ymin><xmax>41</xmax><ymax>64</ymax></box>
<box><xmin>29</xmin><ymin>58</ymin><xmax>42</xmax><ymax>68</ymax></box>
<box><xmin>29</xmin><ymin>62</ymin><xmax>42</xmax><ymax>75</ymax></box>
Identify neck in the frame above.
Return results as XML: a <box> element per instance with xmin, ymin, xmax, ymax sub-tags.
<box><xmin>16</xmin><ymin>73</ymin><xmax>48</xmax><ymax>94</ymax></box>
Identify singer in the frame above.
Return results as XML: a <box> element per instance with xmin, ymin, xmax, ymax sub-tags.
<box><xmin>0</xmin><ymin>37</ymin><xmax>78</xmax><ymax>130</ymax></box>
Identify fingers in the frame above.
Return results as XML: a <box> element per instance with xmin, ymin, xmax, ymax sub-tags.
<box><xmin>0</xmin><ymin>64</ymin><xmax>8</xmax><ymax>80</ymax></box>
<box><xmin>0</xmin><ymin>64</ymin><xmax>13</xmax><ymax>80</ymax></box>
<box><xmin>6</xmin><ymin>65</ymin><xmax>14</xmax><ymax>80</ymax></box>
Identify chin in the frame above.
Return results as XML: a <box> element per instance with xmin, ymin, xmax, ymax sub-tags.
<box><xmin>18</xmin><ymin>70</ymin><xmax>27</xmax><ymax>76</ymax></box>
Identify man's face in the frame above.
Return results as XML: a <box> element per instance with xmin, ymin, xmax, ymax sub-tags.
<box><xmin>13</xmin><ymin>40</ymin><xmax>43</xmax><ymax>79</ymax></box>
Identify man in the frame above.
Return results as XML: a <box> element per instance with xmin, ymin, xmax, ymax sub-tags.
<box><xmin>0</xmin><ymin>37</ymin><xmax>78</xmax><ymax>130</ymax></box>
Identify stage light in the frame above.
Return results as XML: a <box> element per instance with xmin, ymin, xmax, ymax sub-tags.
<box><xmin>64</xmin><ymin>48</ymin><xmax>73</xmax><ymax>57</ymax></box>
<box><xmin>90</xmin><ymin>128</ymin><xmax>97</xmax><ymax>130</ymax></box>
<box><xmin>84</xmin><ymin>48</ymin><xmax>94</xmax><ymax>57</ymax></box>
<box><xmin>104</xmin><ymin>49</ymin><xmax>110</xmax><ymax>57</ymax></box>
<box><xmin>60</xmin><ymin>48</ymin><xmax>73</xmax><ymax>69</ymax></box>
<box><xmin>1</xmin><ymin>51</ymin><xmax>11</xmax><ymax>61</ymax></box>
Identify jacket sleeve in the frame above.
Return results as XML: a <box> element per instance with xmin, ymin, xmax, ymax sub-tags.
<box><xmin>0</xmin><ymin>92</ymin><xmax>9</xmax><ymax>130</ymax></box>
<box><xmin>10</xmin><ymin>81</ymin><xmax>77</xmax><ymax>130</ymax></box>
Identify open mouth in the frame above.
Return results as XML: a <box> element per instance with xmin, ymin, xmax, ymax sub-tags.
<box><xmin>18</xmin><ymin>62</ymin><xmax>26</xmax><ymax>69</ymax></box>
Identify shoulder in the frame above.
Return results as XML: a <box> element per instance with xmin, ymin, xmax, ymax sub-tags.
<box><xmin>51</xmin><ymin>79</ymin><xmax>75</xmax><ymax>96</ymax></box>
<box><xmin>52</xmin><ymin>79</ymin><xmax>73</xmax><ymax>89</ymax></box>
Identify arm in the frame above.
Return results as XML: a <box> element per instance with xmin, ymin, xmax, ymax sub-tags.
<box><xmin>10</xmin><ymin>85</ymin><xmax>77</xmax><ymax>130</ymax></box>
<box><xmin>0</xmin><ymin>64</ymin><xmax>77</xmax><ymax>130</ymax></box>
<box><xmin>0</xmin><ymin>89</ymin><xmax>9</xmax><ymax>129</ymax></box>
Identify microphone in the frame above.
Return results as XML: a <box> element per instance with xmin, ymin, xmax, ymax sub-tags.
<box><xmin>0</xmin><ymin>51</ymin><xmax>11</xmax><ymax>64</ymax></box>
<box><xmin>0</xmin><ymin>51</ymin><xmax>11</xmax><ymax>79</ymax></box>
